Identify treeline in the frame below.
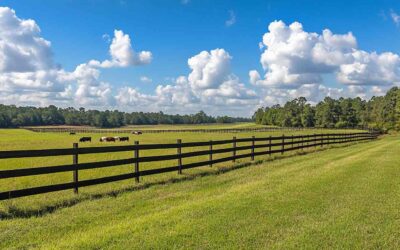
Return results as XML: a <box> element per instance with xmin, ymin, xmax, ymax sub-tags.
<box><xmin>0</xmin><ymin>106</ymin><xmax>251</xmax><ymax>128</ymax></box>
<box><xmin>253</xmin><ymin>87</ymin><xmax>400</xmax><ymax>131</ymax></box>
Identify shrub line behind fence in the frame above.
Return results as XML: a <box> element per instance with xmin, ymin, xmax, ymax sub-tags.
<box><xmin>0</xmin><ymin>132</ymin><xmax>378</xmax><ymax>200</ymax></box>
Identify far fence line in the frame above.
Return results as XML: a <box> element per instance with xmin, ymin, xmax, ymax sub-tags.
<box><xmin>0</xmin><ymin>132</ymin><xmax>378</xmax><ymax>201</ymax></box>
<box><xmin>24</xmin><ymin>126</ymin><xmax>373</xmax><ymax>134</ymax></box>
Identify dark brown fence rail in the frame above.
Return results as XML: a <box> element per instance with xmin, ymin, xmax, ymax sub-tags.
<box><xmin>0</xmin><ymin>132</ymin><xmax>378</xmax><ymax>200</ymax></box>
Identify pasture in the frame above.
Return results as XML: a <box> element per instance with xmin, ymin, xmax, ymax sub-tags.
<box><xmin>0</xmin><ymin>127</ymin><xmax>363</xmax><ymax>212</ymax></box>
<box><xmin>24</xmin><ymin>122</ymin><xmax>268</xmax><ymax>131</ymax></box>
<box><xmin>0</xmin><ymin>128</ymin><xmax>397</xmax><ymax>248</ymax></box>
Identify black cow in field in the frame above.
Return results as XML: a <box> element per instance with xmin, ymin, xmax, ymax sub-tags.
<box><xmin>119</xmin><ymin>136</ymin><xmax>129</xmax><ymax>142</ymax></box>
<box><xmin>132</xmin><ymin>131</ymin><xmax>142</xmax><ymax>135</ymax></box>
<box><xmin>70</xmin><ymin>132</ymin><xmax>76</xmax><ymax>135</ymax></box>
<box><xmin>79</xmin><ymin>137</ymin><xmax>91</xmax><ymax>142</ymax></box>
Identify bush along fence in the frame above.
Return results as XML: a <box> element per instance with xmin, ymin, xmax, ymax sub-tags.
<box><xmin>24</xmin><ymin>126</ymin><xmax>375</xmax><ymax>134</ymax></box>
<box><xmin>0</xmin><ymin>132</ymin><xmax>378</xmax><ymax>200</ymax></box>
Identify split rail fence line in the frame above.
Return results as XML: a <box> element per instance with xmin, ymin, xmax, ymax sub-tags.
<box><xmin>24</xmin><ymin>127</ymin><xmax>374</xmax><ymax>134</ymax></box>
<box><xmin>0</xmin><ymin>132</ymin><xmax>378</xmax><ymax>200</ymax></box>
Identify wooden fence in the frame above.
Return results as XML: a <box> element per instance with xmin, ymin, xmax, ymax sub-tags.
<box><xmin>0</xmin><ymin>132</ymin><xmax>378</xmax><ymax>200</ymax></box>
<box><xmin>24</xmin><ymin>126</ymin><xmax>374</xmax><ymax>134</ymax></box>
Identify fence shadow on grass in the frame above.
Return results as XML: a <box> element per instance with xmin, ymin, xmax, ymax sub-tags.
<box><xmin>0</xmin><ymin>139</ymin><xmax>376</xmax><ymax>220</ymax></box>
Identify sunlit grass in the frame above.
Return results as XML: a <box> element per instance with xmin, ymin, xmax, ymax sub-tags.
<box><xmin>0</xmin><ymin>133</ymin><xmax>396</xmax><ymax>248</ymax></box>
<box><xmin>0</xmin><ymin>127</ymin><xmax>364</xmax><ymax>212</ymax></box>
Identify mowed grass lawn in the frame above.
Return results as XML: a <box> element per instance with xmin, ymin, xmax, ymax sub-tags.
<box><xmin>0</xmin><ymin>132</ymin><xmax>398</xmax><ymax>248</ymax></box>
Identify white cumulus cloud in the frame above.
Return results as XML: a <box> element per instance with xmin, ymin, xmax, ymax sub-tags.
<box><xmin>0</xmin><ymin>7</ymin><xmax>54</xmax><ymax>73</ymax></box>
<box><xmin>188</xmin><ymin>48</ymin><xmax>232</xmax><ymax>89</ymax></box>
<box><xmin>0</xmin><ymin>7</ymin><xmax>153</xmax><ymax>109</ymax></box>
<box><xmin>89</xmin><ymin>30</ymin><xmax>152</xmax><ymax>68</ymax></box>
<box><xmin>251</xmin><ymin>20</ymin><xmax>400</xmax><ymax>88</ymax></box>
<box><xmin>250</xmin><ymin>20</ymin><xmax>400</xmax><ymax>108</ymax></box>
<box><xmin>116</xmin><ymin>49</ymin><xmax>258</xmax><ymax>116</ymax></box>
<box><xmin>2</xmin><ymin>7</ymin><xmax>399</xmax><ymax>116</ymax></box>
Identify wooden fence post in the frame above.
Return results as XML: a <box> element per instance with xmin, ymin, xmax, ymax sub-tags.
<box><xmin>177</xmin><ymin>139</ymin><xmax>182</xmax><ymax>174</ymax></box>
<box><xmin>73</xmin><ymin>143</ymin><xmax>79</xmax><ymax>194</ymax></box>
<box><xmin>301</xmin><ymin>135</ymin><xmax>304</xmax><ymax>150</ymax></box>
<box><xmin>321</xmin><ymin>134</ymin><xmax>324</xmax><ymax>148</ymax></box>
<box><xmin>291</xmin><ymin>135</ymin><xmax>294</xmax><ymax>149</ymax></box>
<box><xmin>233</xmin><ymin>136</ymin><xmax>237</xmax><ymax>162</ymax></box>
<box><xmin>268</xmin><ymin>136</ymin><xmax>272</xmax><ymax>156</ymax></box>
<box><xmin>251</xmin><ymin>136</ymin><xmax>255</xmax><ymax>161</ymax></box>
<box><xmin>281</xmin><ymin>134</ymin><xmax>285</xmax><ymax>155</ymax></box>
<box><xmin>314</xmin><ymin>134</ymin><xmax>317</xmax><ymax>149</ymax></box>
<box><xmin>209</xmin><ymin>140</ymin><xmax>213</xmax><ymax>167</ymax></box>
<box><xmin>134</xmin><ymin>141</ymin><xmax>139</xmax><ymax>183</ymax></box>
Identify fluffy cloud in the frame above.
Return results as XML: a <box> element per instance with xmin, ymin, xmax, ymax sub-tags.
<box><xmin>2</xmin><ymin>7</ymin><xmax>399</xmax><ymax>117</ymax></box>
<box><xmin>0</xmin><ymin>7</ymin><xmax>257</xmax><ymax>116</ymax></box>
<box><xmin>249</xmin><ymin>20</ymin><xmax>400</xmax><ymax>110</ymax></box>
<box><xmin>251</xmin><ymin>20</ymin><xmax>400</xmax><ymax>88</ymax></box>
<box><xmin>89</xmin><ymin>30</ymin><xmax>152</xmax><ymax>68</ymax></box>
<box><xmin>70</xmin><ymin>63</ymin><xmax>115</xmax><ymax>106</ymax></box>
<box><xmin>116</xmin><ymin>49</ymin><xmax>258</xmax><ymax>115</ymax></box>
<box><xmin>0</xmin><ymin>7</ymin><xmax>54</xmax><ymax>73</ymax></box>
<box><xmin>0</xmin><ymin>7</ymin><xmax>70</xmax><ymax>104</ymax></box>
<box><xmin>251</xmin><ymin>21</ymin><xmax>356</xmax><ymax>87</ymax></box>
<box><xmin>70</xmin><ymin>30</ymin><xmax>153</xmax><ymax>107</ymax></box>
<box><xmin>337</xmin><ymin>51</ymin><xmax>400</xmax><ymax>85</ymax></box>
<box><xmin>259</xmin><ymin>84</ymin><xmax>344</xmax><ymax>107</ymax></box>
<box><xmin>0</xmin><ymin>7</ymin><xmax>155</xmax><ymax>109</ymax></box>
<box><xmin>188</xmin><ymin>49</ymin><xmax>231</xmax><ymax>89</ymax></box>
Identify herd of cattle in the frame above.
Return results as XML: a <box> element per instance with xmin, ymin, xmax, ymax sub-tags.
<box><xmin>75</xmin><ymin>131</ymin><xmax>142</xmax><ymax>143</ymax></box>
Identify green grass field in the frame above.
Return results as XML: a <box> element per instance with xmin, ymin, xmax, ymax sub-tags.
<box><xmin>0</xmin><ymin>127</ymin><xmax>396</xmax><ymax>249</ymax></box>
<box><xmin>123</xmin><ymin>122</ymin><xmax>269</xmax><ymax>130</ymax></box>
<box><xmin>0</xmin><ymin>127</ymin><xmax>362</xmax><ymax>211</ymax></box>
<box><xmin>24</xmin><ymin>122</ymin><xmax>269</xmax><ymax>131</ymax></box>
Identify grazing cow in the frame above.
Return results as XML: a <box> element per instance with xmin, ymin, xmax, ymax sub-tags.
<box><xmin>79</xmin><ymin>137</ymin><xmax>91</xmax><ymax>142</ymax></box>
<box><xmin>114</xmin><ymin>136</ymin><xmax>121</xmax><ymax>141</ymax></box>
<box><xmin>100</xmin><ymin>136</ymin><xmax>116</xmax><ymax>142</ymax></box>
<box><xmin>119</xmin><ymin>136</ymin><xmax>129</xmax><ymax>142</ymax></box>
<box><xmin>70</xmin><ymin>132</ymin><xmax>76</xmax><ymax>135</ymax></box>
<box><xmin>132</xmin><ymin>131</ymin><xmax>142</xmax><ymax>135</ymax></box>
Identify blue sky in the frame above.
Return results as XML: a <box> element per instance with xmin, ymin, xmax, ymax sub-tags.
<box><xmin>1</xmin><ymin>0</ymin><xmax>400</xmax><ymax>116</ymax></box>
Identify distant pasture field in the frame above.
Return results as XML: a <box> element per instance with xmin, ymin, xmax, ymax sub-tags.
<box><xmin>23</xmin><ymin>122</ymin><xmax>269</xmax><ymax>131</ymax></box>
<box><xmin>0</xmin><ymin>126</ymin><xmax>363</xmax><ymax>214</ymax></box>
<box><xmin>123</xmin><ymin>122</ymin><xmax>269</xmax><ymax>130</ymax></box>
